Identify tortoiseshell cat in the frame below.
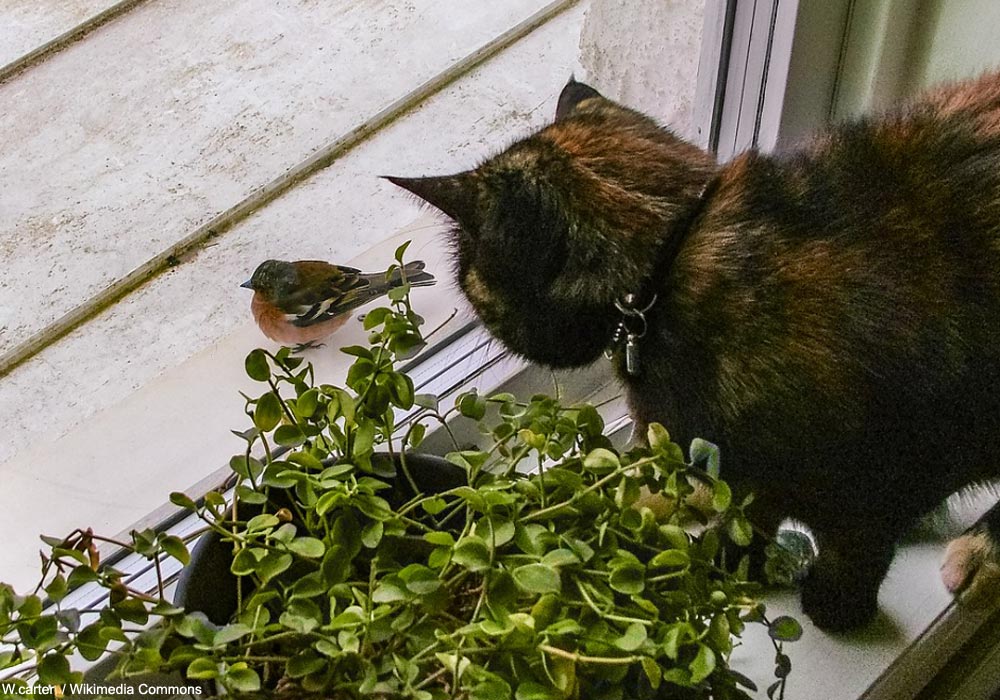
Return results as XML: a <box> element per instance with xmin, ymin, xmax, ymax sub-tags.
<box><xmin>388</xmin><ymin>74</ymin><xmax>1000</xmax><ymax>632</ymax></box>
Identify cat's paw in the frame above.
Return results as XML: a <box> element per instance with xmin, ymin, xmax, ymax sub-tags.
<box><xmin>797</xmin><ymin>537</ymin><xmax>892</xmax><ymax>632</ymax></box>
<box><xmin>940</xmin><ymin>528</ymin><xmax>1000</xmax><ymax>605</ymax></box>
<box><xmin>800</xmin><ymin>571</ymin><xmax>879</xmax><ymax>632</ymax></box>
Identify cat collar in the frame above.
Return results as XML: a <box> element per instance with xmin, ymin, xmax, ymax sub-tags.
<box><xmin>606</xmin><ymin>176</ymin><xmax>720</xmax><ymax>378</ymax></box>
<box><xmin>605</xmin><ymin>293</ymin><xmax>657</xmax><ymax>377</ymax></box>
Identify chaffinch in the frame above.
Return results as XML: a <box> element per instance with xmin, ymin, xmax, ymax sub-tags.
<box><xmin>241</xmin><ymin>259</ymin><xmax>435</xmax><ymax>348</ymax></box>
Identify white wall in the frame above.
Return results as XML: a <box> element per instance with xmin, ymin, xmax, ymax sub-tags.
<box><xmin>578</xmin><ymin>0</ymin><xmax>706</xmax><ymax>140</ymax></box>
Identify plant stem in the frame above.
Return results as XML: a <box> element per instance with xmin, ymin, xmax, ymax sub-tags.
<box><xmin>537</xmin><ymin>644</ymin><xmax>641</xmax><ymax>665</ymax></box>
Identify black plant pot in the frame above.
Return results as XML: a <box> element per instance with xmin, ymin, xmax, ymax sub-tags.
<box><xmin>174</xmin><ymin>451</ymin><xmax>466</xmax><ymax>624</ymax></box>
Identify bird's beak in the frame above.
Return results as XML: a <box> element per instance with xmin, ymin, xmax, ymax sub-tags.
<box><xmin>240</xmin><ymin>279</ymin><xmax>253</xmax><ymax>289</ymax></box>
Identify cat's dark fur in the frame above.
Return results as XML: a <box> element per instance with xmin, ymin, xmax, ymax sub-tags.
<box><xmin>388</xmin><ymin>74</ymin><xmax>1000</xmax><ymax>632</ymax></box>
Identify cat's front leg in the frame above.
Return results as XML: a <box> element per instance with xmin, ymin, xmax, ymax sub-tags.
<box><xmin>799</xmin><ymin>528</ymin><xmax>896</xmax><ymax>632</ymax></box>
<box><xmin>940</xmin><ymin>502</ymin><xmax>1000</xmax><ymax>606</ymax></box>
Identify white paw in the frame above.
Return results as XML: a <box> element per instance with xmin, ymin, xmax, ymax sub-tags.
<box><xmin>940</xmin><ymin>531</ymin><xmax>1000</xmax><ymax>605</ymax></box>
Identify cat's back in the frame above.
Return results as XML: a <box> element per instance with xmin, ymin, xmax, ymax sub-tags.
<box><xmin>697</xmin><ymin>70</ymin><xmax>1000</xmax><ymax>290</ymax></box>
<box><xmin>800</xmin><ymin>70</ymin><xmax>1000</xmax><ymax>229</ymax></box>
<box><xmin>665</xmin><ymin>72</ymin><xmax>1000</xmax><ymax>448</ymax></box>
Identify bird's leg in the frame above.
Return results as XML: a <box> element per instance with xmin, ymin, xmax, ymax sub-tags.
<box><xmin>290</xmin><ymin>341</ymin><xmax>325</xmax><ymax>353</ymax></box>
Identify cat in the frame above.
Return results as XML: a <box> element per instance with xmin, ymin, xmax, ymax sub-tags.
<box><xmin>387</xmin><ymin>74</ymin><xmax>1000</xmax><ymax>632</ymax></box>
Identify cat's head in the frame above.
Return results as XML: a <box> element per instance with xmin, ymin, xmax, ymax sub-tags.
<box><xmin>387</xmin><ymin>79</ymin><xmax>715</xmax><ymax>368</ymax></box>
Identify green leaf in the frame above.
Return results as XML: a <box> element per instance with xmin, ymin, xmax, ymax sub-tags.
<box><xmin>353</xmin><ymin>421</ymin><xmax>376</xmax><ymax>458</ymax></box>
<box><xmin>355</xmin><ymin>494</ymin><xmax>392</xmax><ymax>521</ymax></box>
<box><xmin>321</xmin><ymin>544</ymin><xmax>351</xmax><ymax>585</ymax></box>
<box><xmin>280</xmin><ymin>600</ymin><xmax>322</xmax><ymax>634</ymax></box>
<box><xmin>159</xmin><ymin>535</ymin><xmax>190</xmax><ymax>566</ymax></box>
<box><xmin>515</xmin><ymin>682</ymin><xmax>562</xmax><ymax>700</ymax></box>
<box><xmin>363</xmin><ymin>306</ymin><xmax>391</xmax><ymax>330</ymax></box>
<box><xmin>236</xmin><ymin>484</ymin><xmax>267</xmax><ymax>506</ymax></box>
<box><xmin>231</xmin><ymin>547</ymin><xmax>263</xmax><ymax>576</ymax></box>
<box><xmin>226</xmin><ymin>667</ymin><xmax>261</xmax><ymax>693</ymax></box>
<box><xmin>372</xmin><ymin>576</ymin><xmax>411</xmax><ymax>604</ymax></box>
<box><xmin>727</xmin><ymin>515</ymin><xmax>754</xmax><ymax>546</ymax></box>
<box><xmin>296</xmin><ymin>388</ymin><xmax>320</xmax><ymax>418</ymax></box>
<box><xmin>213</xmin><ymin>623</ymin><xmax>253</xmax><ymax>647</ymax></box>
<box><xmin>389</xmin><ymin>372</ymin><xmax>415</xmax><ymax>409</ymax></box>
<box><xmin>690</xmin><ymin>438</ymin><xmax>721</xmax><ymax>478</ymax></box>
<box><xmin>289</xmin><ymin>573</ymin><xmax>326</xmax><ymax>600</ymax></box>
<box><xmin>274</xmin><ymin>424</ymin><xmax>306</xmax><ymax>447</ymax></box>
<box><xmin>647</xmin><ymin>422</ymin><xmax>672</xmax><ymax>452</ymax></box>
<box><xmin>329</xmin><ymin>606</ymin><xmax>365</xmax><ymax>630</ymax></box>
<box><xmin>543</xmin><ymin>619</ymin><xmax>584</xmax><ymax>637</ymax></box>
<box><xmin>583</xmin><ymin>447</ymin><xmax>620</xmax><ymax>471</ymax></box>
<box><xmin>17</xmin><ymin>591</ymin><xmax>48</xmax><ymax>620</ymax></box>
<box><xmin>663</xmin><ymin>668</ymin><xmax>693</xmax><ymax>688</ymax></box>
<box><xmin>394</xmin><ymin>240</ymin><xmax>411</xmax><ymax>263</ymax></box>
<box><xmin>452</xmin><ymin>536</ymin><xmax>491</xmax><ymax>572</ymax></box>
<box><xmin>169</xmin><ymin>492</ymin><xmax>197</xmax><ymax>510</ymax></box>
<box><xmin>56</xmin><ymin>609</ymin><xmax>81</xmax><ymax>635</ymax></box>
<box><xmin>287</xmin><ymin>537</ymin><xmax>326</xmax><ymax>559</ymax></box>
<box><xmin>609</xmin><ymin>563</ymin><xmax>645</xmax><ymax>595</ymax></box>
<box><xmin>478</xmin><ymin>517</ymin><xmax>516</xmax><ymax>547</ymax></box>
<box><xmin>341</xmin><ymin>344</ymin><xmax>374</xmax><ymax>360</ymax></box>
<box><xmin>540</xmin><ymin>548</ymin><xmax>579</xmax><ymax>568</ymax></box>
<box><xmin>45</xmin><ymin>574</ymin><xmax>68</xmax><ymax>603</ymax></box>
<box><xmin>114</xmin><ymin>598</ymin><xmax>150</xmax><ymax>625</ymax></box>
<box><xmin>407</xmin><ymin>422</ymin><xmax>426</xmax><ymax>448</ymax></box>
<box><xmin>768</xmin><ymin>615</ymin><xmax>803</xmax><ymax>642</ymax></box>
<box><xmin>245</xmin><ymin>349</ymin><xmax>271</xmax><ymax>382</ymax></box>
<box><xmin>641</xmin><ymin>657</ymin><xmax>662</xmax><ymax>690</ymax></box>
<box><xmin>712</xmin><ymin>480</ymin><xmax>732</xmax><ymax>512</ymax></box>
<box><xmin>708</xmin><ymin>612</ymin><xmax>732</xmax><ymax>653</ymax></box>
<box><xmin>774</xmin><ymin>652</ymin><xmax>792</xmax><ymax>679</ymax></box>
<box><xmin>615</xmin><ymin>622</ymin><xmax>648</xmax><ymax>651</ymax></box>
<box><xmin>256</xmin><ymin>552</ymin><xmax>293</xmax><ymax>583</ymax></box>
<box><xmin>187</xmin><ymin>657</ymin><xmax>220</xmax><ymax>679</ymax></box>
<box><xmin>414</xmin><ymin>393</ymin><xmax>439</xmax><ymax>410</ymax></box>
<box><xmin>649</xmin><ymin>549</ymin><xmax>690</xmax><ymax>569</ymax></box>
<box><xmin>247</xmin><ymin>513</ymin><xmax>279</xmax><ymax>532</ymax></box>
<box><xmin>287</xmin><ymin>651</ymin><xmax>326</xmax><ymax>678</ymax></box>
<box><xmin>423</xmin><ymin>532</ymin><xmax>454</xmax><ymax>547</ymax></box>
<box><xmin>37</xmin><ymin>654</ymin><xmax>73</xmax><ymax>685</ymax></box>
<box><xmin>253</xmin><ymin>392</ymin><xmax>283</xmax><ymax>432</ymax></box>
<box><xmin>229</xmin><ymin>454</ymin><xmax>266</xmax><ymax>480</ymax></box>
<box><xmin>511</xmin><ymin>563</ymin><xmax>561</xmax><ymax>594</ymax></box>
<box><xmin>67</xmin><ymin>565</ymin><xmax>99</xmax><ymax>588</ymax></box>
<box><xmin>458</xmin><ymin>390</ymin><xmax>487</xmax><ymax>420</ymax></box>
<box><xmin>399</xmin><ymin>565</ymin><xmax>442</xmax><ymax>595</ymax></box>
<box><xmin>77</xmin><ymin>623</ymin><xmax>109</xmax><ymax>661</ymax></box>
<box><xmin>361</xmin><ymin>520</ymin><xmax>384</xmax><ymax>549</ymax></box>
<box><xmin>659</xmin><ymin>524</ymin><xmax>690</xmax><ymax>551</ymax></box>
<box><xmin>387</xmin><ymin>282</ymin><xmax>411</xmax><ymax>303</ymax></box>
<box><xmin>689</xmin><ymin>643</ymin><xmax>716</xmax><ymax>684</ymax></box>
<box><xmin>420</xmin><ymin>496</ymin><xmax>448</xmax><ymax>515</ymax></box>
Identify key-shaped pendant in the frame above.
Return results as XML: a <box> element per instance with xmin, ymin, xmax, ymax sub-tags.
<box><xmin>625</xmin><ymin>333</ymin><xmax>640</xmax><ymax>376</ymax></box>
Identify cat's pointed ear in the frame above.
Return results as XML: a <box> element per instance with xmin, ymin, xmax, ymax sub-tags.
<box><xmin>556</xmin><ymin>77</ymin><xmax>603</xmax><ymax>120</ymax></box>
<box><xmin>384</xmin><ymin>174</ymin><xmax>479</xmax><ymax>226</ymax></box>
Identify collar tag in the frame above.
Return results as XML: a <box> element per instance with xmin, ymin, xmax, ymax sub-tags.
<box><xmin>605</xmin><ymin>293</ymin><xmax>657</xmax><ymax>376</ymax></box>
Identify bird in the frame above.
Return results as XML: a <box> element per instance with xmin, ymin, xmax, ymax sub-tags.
<box><xmin>241</xmin><ymin>259</ymin><xmax>436</xmax><ymax>349</ymax></box>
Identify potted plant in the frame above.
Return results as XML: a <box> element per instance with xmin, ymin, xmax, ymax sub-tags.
<box><xmin>0</xmin><ymin>244</ymin><xmax>802</xmax><ymax>699</ymax></box>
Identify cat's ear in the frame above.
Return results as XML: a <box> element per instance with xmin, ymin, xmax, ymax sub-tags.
<box><xmin>556</xmin><ymin>77</ymin><xmax>603</xmax><ymax>120</ymax></box>
<box><xmin>384</xmin><ymin>174</ymin><xmax>479</xmax><ymax>227</ymax></box>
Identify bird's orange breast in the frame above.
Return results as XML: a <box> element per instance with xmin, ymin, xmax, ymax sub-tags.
<box><xmin>250</xmin><ymin>294</ymin><xmax>350</xmax><ymax>345</ymax></box>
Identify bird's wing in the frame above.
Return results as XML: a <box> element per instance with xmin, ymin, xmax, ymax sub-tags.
<box><xmin>286</xmin><ymin>260</ymin><xmax>436</xmax><ymax>327</ymax></box>
<box><xmin>276</xmin><ymin>262</ymin><xmax>370</xmax><ymax>327</ymax></box>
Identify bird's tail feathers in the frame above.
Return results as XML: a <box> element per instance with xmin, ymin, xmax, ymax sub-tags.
<box><xmin>387</xmin><ymin>260</ymin><xmax>436</xmax><ymax>289</ymax></box>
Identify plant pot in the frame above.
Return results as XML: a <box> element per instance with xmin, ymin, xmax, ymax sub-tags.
<box><xmin>173</xmin><ymin>451</ymin><xmax>465</xmax><ymax>624</ymax></box>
